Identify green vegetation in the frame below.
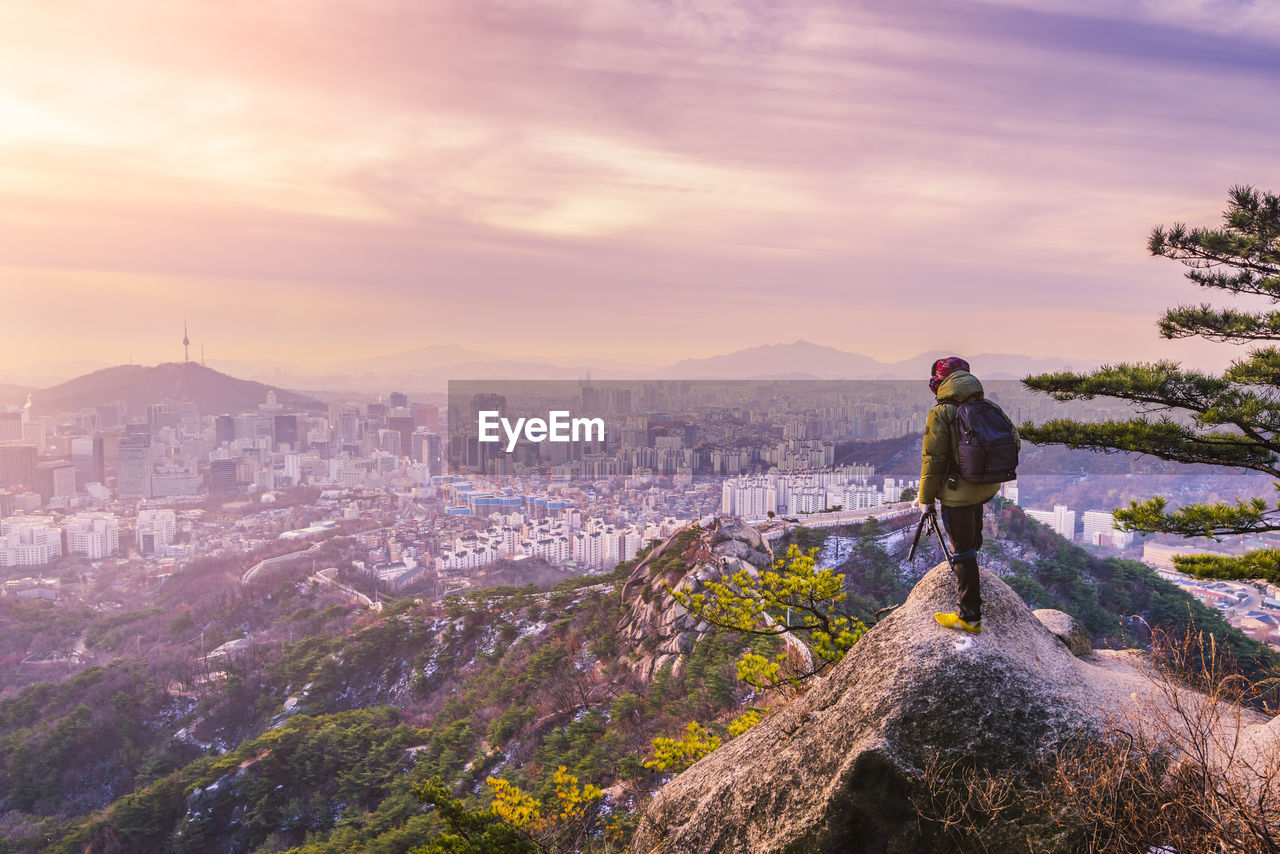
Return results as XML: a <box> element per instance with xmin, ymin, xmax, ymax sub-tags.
<box><xmin>643</xmin><ymin>722</ymin><xmax>721</xmax><ymax>773</ymax></box>
<box><xmin>669</xmin><ymin>544</ymin><xmax>866</xmax><ymax>689</ymax></box>
<box><xmin>988</xmin><ymin>503</ymin><xmax>1275</xmax><ymax>673</ymax></box>
<box><xmin>1</xmin><ymin>508</ymin><xmax>1270</xmax><ymax>854</ymax></box>
<box><xmin>1023</xmin><ymin>185</ymin><xmax>1280</xmax><ymax>580</ymax></box>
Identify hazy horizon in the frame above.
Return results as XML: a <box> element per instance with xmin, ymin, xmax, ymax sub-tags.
<box><xmin>4</xmin><ymin>1</ymin><xmax>1279</xmax><ymax>373</ymax></box>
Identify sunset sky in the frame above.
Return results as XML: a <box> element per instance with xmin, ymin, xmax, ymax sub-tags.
<box><xmin>2</xmin><ymin>0</ymin><xmax>1279</xmax><ymax>379</ymax></box>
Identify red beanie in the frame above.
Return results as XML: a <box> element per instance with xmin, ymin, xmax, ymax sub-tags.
<box><xmin>929</xmin><ymin>356</ymin><xmax>970</xmax><ymax>393</ymax></box>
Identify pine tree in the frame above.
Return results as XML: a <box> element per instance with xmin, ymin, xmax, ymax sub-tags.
<box><xmin>1022</xmin><ymin>185</ymin><xmax>1280</xmax><ymax>581</ymax></box>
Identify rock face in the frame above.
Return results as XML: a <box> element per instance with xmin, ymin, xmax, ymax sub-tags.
<box><xmin>629</xmin><ymin>562</ymin><xmax>1196</xmax><ymax>854</ymax></box>
<box><xmin>1033</xmin><ymin>608</ymin><xmax>1092</xmax><ymax>657</ymax></box>
<box><xmin>618</xmin><ymin>517</ymin><xmax>774</xmax><ymax>681</ymax></box>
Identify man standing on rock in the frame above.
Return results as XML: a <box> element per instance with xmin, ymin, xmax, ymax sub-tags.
<box><xmin>911</xmin><ymin>356</ymin><xmax>1019</xmax><ymax>635</ymax></box>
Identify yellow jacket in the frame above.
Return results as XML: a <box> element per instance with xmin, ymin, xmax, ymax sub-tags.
<box><xmin>918</xmin><ymin>371</ymin><xmax>1015</xmax><ymax>507</ymax></box>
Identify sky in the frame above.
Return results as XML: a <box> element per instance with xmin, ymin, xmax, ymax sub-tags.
<box><xmin>2</xmin><ymin>0</ymin><xmax>1279</xmax><ymax>380</ymax></box>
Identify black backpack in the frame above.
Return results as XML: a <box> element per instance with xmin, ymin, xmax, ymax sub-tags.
<box><xmin>951</xmin><ymin>399</ymin><xmax>1018</xmax><ymax>483</ymax></box>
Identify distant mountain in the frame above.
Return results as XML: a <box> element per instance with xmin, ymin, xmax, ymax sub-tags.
<box><xmin>0</xmin><ymin>384</ymin><xmax>34</xmax><ymax>407</ymax></box>
<box><xmin>29</xmin><ymin>362</ymin><xmax>326</xmax><ymax>416</ymax></box>
<box><xmin>0</xmin><ymin>359</ymin><xmax>111</xmax><ymax>388</ymax></box>
<box><xmin>874</xmin><ymin>351</ymin><xmax>1096</xmax><ymax>380</ymax></box>
<box><xmin>658</xmin><ymin>341</ymin><xmax>1093</xmax><ymax>380</ymax></box>
<box><xmin>660</xmin><ymin>341</ymin><xmax>889</xmax><ymax>379</ymax></box>
<box><xmin>126</xmin><ymin>342</ymin><xmax>1092</xmax><ymax>391</ymax></box>
<box><xmin>324</xmin><ymin>344</ymin><xmax>517</xmax><ymax>375</ymax></box>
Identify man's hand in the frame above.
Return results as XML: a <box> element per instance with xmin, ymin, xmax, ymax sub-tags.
<box><xmin>911</xmin><ymin>497</ymin><xmax>931</xmax><ymax>512</ymax></box>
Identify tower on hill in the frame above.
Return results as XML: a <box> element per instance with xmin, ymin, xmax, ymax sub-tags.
<box><xmin>183</xmin><ymin>320</ymin><xmax>190</xmax><ymax>363</ymax></box>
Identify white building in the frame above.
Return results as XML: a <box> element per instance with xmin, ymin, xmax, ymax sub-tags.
<box><xmin>882</xmin><ymin>478</ymin><xmax>920</xmax><ymax>503</ymax></box>
<box><xmin>1082</xmin><ymin>510</ymin><xmax>1134</xmax><ymax>550</ymax></box>
<box><xmin>0</xmin><ymin>517</ymin><xmax>62</xmax><ymax>566</ymax></box>
<box><xmin>721</xmin><ymin>476</ymin><xmax>779</xmax><ymax>519</ymax></box>
<box><xmin>151</xmin><ymin>465</ymin><xmax>201</xmax><ymax>498</ymax></box>
<box><xmin>136</xmin><ymin>508</ymin><xmax>177</xmax><ymax>555</ymax></box>
<box><xmin>839</xmin><ymin>484</ymin><xmax>885</xmax><ymax>511</ymax></box>
<box><xmin>1025</xmin><ymin>505</ymin><xmax>1076</xmax><ymax>541</ymax></box>
<box><xmin>64</xmin><ymin>513</ymin><xmax>120</xmax><ymax>559</ymax></box>
<box><xmin>573</xmin><ymin>530</ymin><xmax>607</xmax><ymax>570</ymax></box>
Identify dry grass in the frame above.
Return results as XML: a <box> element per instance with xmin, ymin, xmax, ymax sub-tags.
<box><xmin>911</xmin><ymin>628</ymin><xmax>1280</xmax><ymax>853</ymax></box>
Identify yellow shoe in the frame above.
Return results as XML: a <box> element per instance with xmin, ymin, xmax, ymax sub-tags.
<box><xmin>935</xmin><ymin>613</ymin><xmax>982</xmax><ymax>634</ymax></box>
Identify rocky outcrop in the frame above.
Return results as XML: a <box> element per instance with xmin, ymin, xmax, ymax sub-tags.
<box><xmin>1033</xmin><ymin>608</ymin><xmax>1092</xmax><ymax>657</ymax></box>
<box><xmin>618</xmin><ymin>517</ymin><xmax>774</xmax><ymax>681</ymax></box>
<box><xmin>629</xmin><ymin>562</ymin><xmax>1275</xmax><ymax>854</ymax></box>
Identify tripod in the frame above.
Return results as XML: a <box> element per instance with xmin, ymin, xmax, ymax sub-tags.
<box><xmin>907</xmin><ymin>506</ymin><xmax>955</xmax><ymax>569</ymax></box>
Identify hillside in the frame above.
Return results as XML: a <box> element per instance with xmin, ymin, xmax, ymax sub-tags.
<box><xmin>0</xmin><ymin>512</ymin><xmax>1272</xmax><ymax>853</ymax></box>
<box><xmin>660</xmin><ymin>341</ymin><xmax>1088</xmax><ymax>380</ymax></box>
<box><xmin>28</xmin><ymin>362</ymin><xmax>326</xmax><ymax>416</ymax></box>
<box><xmin>630</xmin><ymin>561</ymin><xmax>1279</xmax><ymax>853</ymax></box>
<box><xmin>0</xmin><ymin>385</ymin><xmax>33</xmax><ymax>408</ymax></box>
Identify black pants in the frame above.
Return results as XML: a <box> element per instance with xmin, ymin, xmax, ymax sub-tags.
<box><xmin>940</xmin><ymin>502</ymin><xmax>983</xmax><ymax>623</ymax></box>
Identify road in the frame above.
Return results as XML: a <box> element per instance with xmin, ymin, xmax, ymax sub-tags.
<box><xmin>759</xmin><ymin>502</ymin><xmax>917</xmax><ymax>541</ymax></box>
<box><xmin>312</xmin><ymin>567</ymin><xmax>380</xmax><ymax>610</ymax></box>
<box><xmin>241</xmin><ymin>543</ymin><xmax>323</xmax><ymax>585</ymax></box>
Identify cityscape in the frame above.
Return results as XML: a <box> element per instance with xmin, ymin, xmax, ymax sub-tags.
<box><xmin>3</xmin><ymin>344</ymin><xmax>1278</xmax><ymax>655</ymax></box>
<box><xmin>4</xmin><ymin>1</ymin><xmax>1280</xmax><ymax>850</ymax></box>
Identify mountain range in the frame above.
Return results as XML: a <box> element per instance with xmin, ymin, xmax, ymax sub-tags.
<box><xmin>13</xmin><ymin>362</ymin><xmax>327</xmax><ymax>416</ymax></box>
<box><xmin>1</xmin><ymin>341</ymin><xmax>1094</xmax><ymax>400</ymax></box>
<box><xmin>656</xmin><ymin>341</ymin><xmax>1089</xmax><ymax>380</ymax></box>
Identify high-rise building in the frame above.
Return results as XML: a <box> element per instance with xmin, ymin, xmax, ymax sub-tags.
<box><xmin>387</xmin><ymin>415</ymin><xmax>414</xmax><ymax>458</ymax></box>
<box><xmin>720</xmin><ymin>475</ymin><xmax>778</xmax><ymax>519</ymax></box>
<box><xmin>390</xmin><ymin>391</ymin><xmax>408</xmax><ymax>409</ymax></box>
<box><xmin>209</xmin><ymin>458</ymin><xmax>239</xmax><ymax>495</ymax></box>
<box><xmin>136</xmin><ymin>508</ymin><xmax>176</xmax><ymax>555</ymax></box>
<box><xmin>152</xmin><ymin>465</ymin><xmax>200</xmax><ymax>497</ymax></box>
<box><xmin>336</xmin><ymin>407</ymin><xmax>361</xmax><ymax>443</ymax></box>
<box><xmin>215</xmin><ymin>415</ymin><xmax>236</xmax><ymax>445</ymax></box>
<box><xmin>379</xmin><ymin>429</ymin><xmax>402</xmax><ymax>456</ymax></box>
<box><xmin>21</xmin><ymin>422</ymin><xmax>45</xmax><ymax>453</ymax></box>
<box><xmin>284</xmin><ymin>454</ymin><xmax>302</xmax><ymax>485</ymax></box>
<box><xmin>1082</xmin><ymin>510</ymin><xmax>1134</xmax><ymax>549</ymax></box>
<box><xmin>96</xmin><ymin>404</ymin><xmax>121</xmax><ymax>430</ymax></box>
<box><xmin>273</xmin><ymin>414</ymin><xmax>299</xmax><ymax>449</ymax></box>
<box><xmin>1026</xmin><ymin>505</ymin><xmax>1076</xmax><ymax>541</ymax></box>
<box><xmin>116</xmin><ymin>434</ymin><xmax>153</xmax><ymax>499</ymax></box>
<box><xmin>71</xmin><ymin>436</ymin><xmax>106</xmax><ymax>486</ymax></box>
<box><xmin>413</xmin><ymin>403</ymin><xmax>440</xmax><ymax>432</ymax></box>
<box><xmin>0</xmin><ymin>445</ymin><xmax>37</xmax><ymax>490</ymax></box>
<box><xmin>0</xmin><ymin>516</ymin><xmax>62</xmax><ymax>566</ymax></box>
<box><xmin>234</xmin><ymin>413</ymin><xmax>261</xmax><ymax>442</ymax></box>
<box><xmin>0</xmin><ymin>406</ymin><xmax>28</xmax><ymax>442</ymax></box>
<box><xmin>413</xmin><ymin>432</ymin><xmax>443</xmax><ymax>475</ymax></box>
<box><xmin>64</xmin><ymin>513</ymin><xmax>119</xmax><ymax>559</ymax></box>
<box><xmin>33</xmin><ymin>461</ymin><xmax>76</xmax><ymax>503</ymax></box>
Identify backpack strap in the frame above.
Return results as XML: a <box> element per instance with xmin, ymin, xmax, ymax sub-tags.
<box><xmin>932</xmin><ymin>402</ymin><xmax>961</xmax><ymax>489</ymax></box>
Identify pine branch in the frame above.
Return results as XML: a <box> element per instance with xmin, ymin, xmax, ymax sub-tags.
<box><xmin>1174</xmin><ymin>549</ymin><xmax>1280</xmax><ymax>585</ymax></box>
<box><xmin>1023</xmin><ymin>362</ymin><xmax>1280</xmax><ymax>448</ymax></box>
<box><xmin>1226</xmin><ymin>348</ymin><xmax>1280</xmax><ymax>386</ymax></box>
<box><xmin>1113</xmin><ymin>495</ymin><xmax>1279</xmax><ymax>538</ymax></box>
<box><xmin>1018</xmin><ymin>418</ymin><xmax>1280</xmax><ymax>477</ymax></box>
<box><xmin>1160</xmin><ymin>305</ymin><xmax>1280</xmax><ymax>342</ymax></box>
<box><xmin>1023</xmin><ymin>362</ymin><xmax>1228</xmax><ymax>409</ymax></box>
<box><xmin>1149</xmin><ymin>186</ymin><xmax>1280</xmax><ymax>295</ymax></box>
